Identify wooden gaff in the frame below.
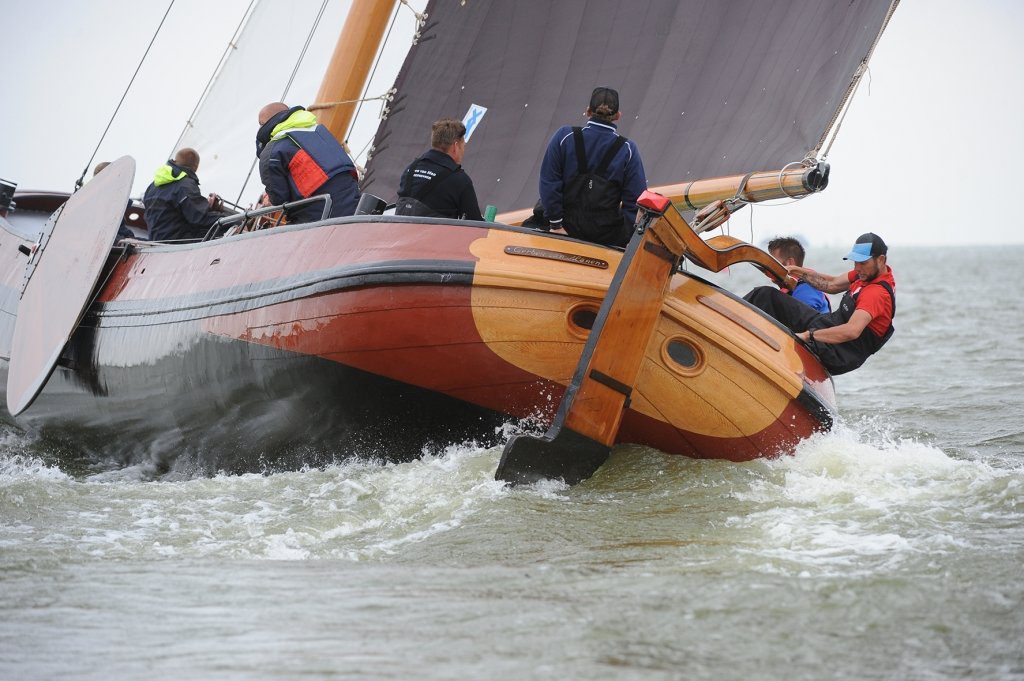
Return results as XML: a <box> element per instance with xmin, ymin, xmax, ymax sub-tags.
<box><xmin>496</xmin><ymin>162</ymin><xmax>829</xmax><ymax>225</ymax></box>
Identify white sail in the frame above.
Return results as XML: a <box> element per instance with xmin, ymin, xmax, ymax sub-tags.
<box><xmin>175</xmin><ymin>0</ymin><xmax>425</xmax><ymax>206</ymax></box>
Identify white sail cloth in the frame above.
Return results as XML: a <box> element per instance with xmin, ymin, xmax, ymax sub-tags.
<box><xmin>174</xmin><ymin>0</ymin><xmax>424</xmax><ymax>206</ymax></box>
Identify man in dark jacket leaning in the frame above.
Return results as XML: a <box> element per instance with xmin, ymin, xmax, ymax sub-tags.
<box><xmin>395</xmin><ymin>118</ymin><xmax>483</xmax><ymax>221</ymax></box>
<box><xmin>539</xmin><ymin>87</ymin><xmax>647</xmax><ymax>247</ymax></box>
<box><xmin>143</xmin><ymin>148</ymin><xmax>229</xmax><ymax>242</ymax></box>
<box><xmin>256</xmin><ymin>102</ymin><xmax>361</xmax><ymax>224</ymax></box>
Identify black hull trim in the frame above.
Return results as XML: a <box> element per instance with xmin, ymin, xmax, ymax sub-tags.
<box><xmin>90</xmin><ymin>259</ymin><xmax>476</xmax><ymax>327</ymax></box>
<box><xmin>11</xmin><ymin>327</ymin><xmax>512</xmax><ymax>476</ymax></box>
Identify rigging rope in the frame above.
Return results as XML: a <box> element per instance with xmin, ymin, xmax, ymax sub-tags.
<box><xmin>307</xmin><ymin>92</ymin><xmax>393</xmax><ymax>113</ymax></box>
<box><xmin>813</xmin><ymin>0</ymin><xmax>901</xmax><ymax>159</ymax></box>
<box><xmin>399</xmin><ymin>0</ymin><xmax>427</xmax><ymax>25</ymax></box>
<box><xmin>233</xmin><ymin>0</ymin><xmax>331</xmax><ymax>205</ymax></box>
<box><xmin>170</xmin><ymin>0</ymin><xmax>257</xmax><ymax>156</ymax></box>
<box><xmin>73</xmin><ymin>0</ymin><xmax>176</xmax><ymax>192</ymax></box>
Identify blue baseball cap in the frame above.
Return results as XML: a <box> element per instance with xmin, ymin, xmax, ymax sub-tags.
<box><xmin>843</xmin><ymin>232</ymin><xmax>888</xmax><ymax>262</ymax></box>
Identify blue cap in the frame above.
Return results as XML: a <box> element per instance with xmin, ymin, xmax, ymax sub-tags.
<box><xmin>843</xmin><ymin>232</ymin><xmax>887</xmax><ymax>262</ymax></box>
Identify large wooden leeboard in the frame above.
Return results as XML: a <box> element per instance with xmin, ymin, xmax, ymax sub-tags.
<box><xmin>6</xmin><ymin>156</ymin><xmax>135</xmax><ymax>416</ymax></box>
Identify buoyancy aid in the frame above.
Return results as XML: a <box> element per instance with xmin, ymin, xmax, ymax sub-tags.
<box><xmin>809</xmin><ymin>280</ymin><xmax>895</xmax><ymax>375</ymax></box>
<box><xmin>262</xmin><ymin>108</ymin><xmax>356</xmax><ymax>198</ymax></box>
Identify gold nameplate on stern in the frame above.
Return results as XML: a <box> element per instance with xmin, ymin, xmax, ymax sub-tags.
<box><xmin>503</xmin><ymin>245</ymin><xmax>609</xmax><ymax>269</ymax></box>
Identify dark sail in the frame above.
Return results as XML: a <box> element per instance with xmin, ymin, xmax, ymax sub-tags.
<box><xmin>362</xmin><ymin>0</ymin><xmax>897</xmax><ymax>211</ymax></box>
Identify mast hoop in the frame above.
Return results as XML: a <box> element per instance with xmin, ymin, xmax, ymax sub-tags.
<box><xmin>778</xmin><ymin>160</ymin><xmax>810</xmax><ymax>199</ymax></box>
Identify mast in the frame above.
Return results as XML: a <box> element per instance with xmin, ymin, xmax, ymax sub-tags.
<box><xmin>311</xmin><ymin>0</ymin><xmax>398</xmax><ymax>143</ymax></box>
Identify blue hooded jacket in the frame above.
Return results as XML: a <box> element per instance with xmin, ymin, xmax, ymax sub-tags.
<box><xmin>539</xmin><ymin>120</ymin><xmax>647</xmax><ymax>227</ymax></box>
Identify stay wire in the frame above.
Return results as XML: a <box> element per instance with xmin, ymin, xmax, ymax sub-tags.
<box><xmin>74</xmin><ymin>0</ymin><xmax>176</xmax><ymax>192</ymax></box>
<box><xmin>233</xmin><ymin>0</ymin><xmax>330</xmax><ymax>206</ymax></box>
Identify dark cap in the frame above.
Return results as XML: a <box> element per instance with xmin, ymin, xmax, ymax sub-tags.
<box><xmin>589</xmin><ymin>87</ymin><xmax>619</xmax><ymax>116</ymax></box>
<box><xmin>843</xmin><ymin>232</ymin><xmax>888</xmax><ymax>262</ymax></box>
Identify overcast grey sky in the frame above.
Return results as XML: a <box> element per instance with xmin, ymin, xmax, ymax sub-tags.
<box><xmin>2</xmin><ymin>0</ymin><xmax>1022</xmax><ymax>246</ymax></box>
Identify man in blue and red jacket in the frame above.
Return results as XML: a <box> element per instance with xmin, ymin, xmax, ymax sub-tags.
<box><xmin>256</xmin><ymin>102</ymin><xmax>360</xmax><ymax>224</ymax></box>
<box><xmin>539</xmin><ymin>87</ymin><xmax>647</xmax><ymax>247</ymax></box>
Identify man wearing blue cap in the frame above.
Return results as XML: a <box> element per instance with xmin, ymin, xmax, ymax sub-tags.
<box><xmin>743</xmin><ymin>232</ymin><xmax>896</xmax><ymax>375</ymax></box>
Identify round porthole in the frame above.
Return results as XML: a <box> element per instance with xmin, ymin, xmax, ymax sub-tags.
<box><xmin>567</xmin><ymin>303</ymin><xmax>599</xmax><ymax>338</ymax></box>
<box><xmin>662</xmin><ymin>336</ymin><xmax>704</xmax><ymax>376</ymax></box>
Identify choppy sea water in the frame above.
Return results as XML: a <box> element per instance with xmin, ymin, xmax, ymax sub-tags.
<box><xmin>1</xmin><ymin>245</ymin><xmax>1022</xmax><ymax>680</ymax></box>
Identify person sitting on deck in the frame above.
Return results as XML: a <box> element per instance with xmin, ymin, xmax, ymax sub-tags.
<box><xmin>142</xmin><ymin>148</ymin><xmax>229</xmax><ymax>242</ymax></box>
<box><xmin>395</xmin><ymin>118</ymin><xmax>483</xmax><ymax>221</ymax></box>
<box><xmin>767</xmin><ymin>236</ymin><xmax>831</xmax><ymax>314</ymax></box>
<box><xmin>539</xmin><ymin>87</ymin><xmax>647</xmax><ymax>247</ymax></box>
<box><xmin>744</xmin><ymin>232</ymin><xmax>896</xmax><ymax>376</ymax></box>
<box><xmin>256</xmin><ymin>102</ymin><xmax>361</xmax><ymax>224</ymax></box>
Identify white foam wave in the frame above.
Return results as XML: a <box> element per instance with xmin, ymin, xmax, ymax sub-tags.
<box><xmin>0</xmin><ymin>453</ymin><xmax>70</xmax><ymax>485</ymax></box>
<box><xmin>2</xmin><ymin>440</ymin><xmax>512</xmax><ymax>564</ymax></box>
<box><xmin>726</xmin><ymin>421</ymin><xmax>1023</xmax><ymax>576</ymax></box>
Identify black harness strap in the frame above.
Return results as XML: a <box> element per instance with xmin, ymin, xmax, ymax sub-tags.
<box><xmin>572</xmin><ymin>127</ymin><xmax>588</xmax><ymax>174</ymax></box>
<box><xmin>877</xmin><ymin>280</ymin><xmax>896</xmax><ymax>318</ymax></box>
<box><xmin>571</xmin><ymin>127</ymin><xmax>627</xmax><ymax>177</ymax></box>
<box><xmin>595</xmin><ymin>135</ymin><xmax>627</xmax><ymax>175</ymax></box>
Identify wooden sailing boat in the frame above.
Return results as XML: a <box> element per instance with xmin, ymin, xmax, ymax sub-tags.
<box><xmin>0</xmin><ymin>0</ymin><xmax>898</xmax><ymax>480</ymax></box>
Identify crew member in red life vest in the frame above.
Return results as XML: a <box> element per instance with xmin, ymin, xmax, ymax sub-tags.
<box><xmin>256</xmin><ymin>102</ymin><xmax>360</xmax><ymax>224</ymax></box>
<box><xmin>539</xmin><ymin>86</ymin><xmax>647</xmax><ymax>247</ymax></box>
<box><xmin>743</xmin><ymin>232</ymin><xmax>896</xmax><ymax>375</ymax></box>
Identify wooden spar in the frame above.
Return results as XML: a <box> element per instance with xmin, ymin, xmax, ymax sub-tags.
<box><xmin>495</xmin><ymin>161</ymin><xmax>829</xmax><ymax>225</ymax></box>
<box><xmin>659</xmin><ymin>161</ymin><xmax>829</xmax><ymax>213</ymax></box>
<box><xmin>495</xmin><ymin>190</ymin><xmax>795</xmax><ymax>486</ymax></box>
<box><xmin>310</xmin><ymin>0</ymin><xmax>398</xmax><ymax>142</ymax></box>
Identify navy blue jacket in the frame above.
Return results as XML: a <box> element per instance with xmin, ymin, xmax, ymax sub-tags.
<box><xmin>258</xmin><ymin>111</ymin><xmax>360</xmax><ymax>225</ymax></box>
<box><xmin>143</xmin><ymin>162</ymin><xmax>227</xmax><ymax>242</ymax></box>
<box><xmin>539</xmin><ymin>120</ymin><xmax>647</xmax><ymax>226</ymax></box>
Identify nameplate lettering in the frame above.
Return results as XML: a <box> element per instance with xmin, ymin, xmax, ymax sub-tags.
<box><xmin>504</xmin><ymin>246</ymin><xmax>608</xmax><ymax>269</ymax></box>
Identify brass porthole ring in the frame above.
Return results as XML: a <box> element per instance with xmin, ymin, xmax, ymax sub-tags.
<box><xmin>661</xmin><ymin>335</ymin><xmax>705</xmax><ymax>376</ymax></box>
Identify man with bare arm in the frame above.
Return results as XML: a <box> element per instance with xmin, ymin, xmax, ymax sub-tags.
<box><xmin>743</xmin><ymin>232</ymin><xmax>896</xmax><ymax>375</ymax></box>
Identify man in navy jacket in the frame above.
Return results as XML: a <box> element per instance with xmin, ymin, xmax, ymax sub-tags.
<box><xmin>143</xmin><ymin>148</ymin><xmax>229</xmax><ymax>242</ymax></box>
<box><xmin>256</xmin><ymin>102</ymin><xmax>360</xmax><ymax>224</ymax></box>
<box><xmin>539</xmin><ymin>87</ymin><xmax>647</xmax><ymax>247</ymax></box>
<box><xmin>395</xmin><ymin>118</ymin><xmax>483</xmax><ymax>221</ymax></box>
